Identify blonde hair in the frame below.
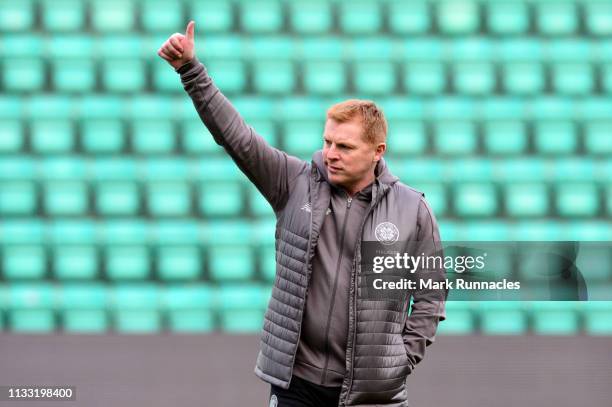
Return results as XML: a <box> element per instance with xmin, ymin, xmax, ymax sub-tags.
<box><xmin>326</xmin><ymin>99</ymin><xmax>387</xmax><ymax>144</ymax></box>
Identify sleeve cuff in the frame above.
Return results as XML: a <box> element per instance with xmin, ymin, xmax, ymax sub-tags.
<box><xmin>175</xmin><ymin>57</ymin><xmax>204</xmax><ymax>77</ymax></box>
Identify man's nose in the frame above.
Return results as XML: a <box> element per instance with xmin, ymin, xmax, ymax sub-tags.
<box><xmin>327</xmin><ymin>145</ymin><xmax>339</xmax><ymax>160</ymax></box>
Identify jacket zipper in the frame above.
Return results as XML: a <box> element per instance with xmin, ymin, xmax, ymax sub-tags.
<box><xmin>321</xmin><ymin>195</ymin><xmax>352</xmax><ymax>385</ymax></box>
<box><xmin>344</xmin><ymin>184</ymin><xmax>388</xmax><ymax>405</ymax></box>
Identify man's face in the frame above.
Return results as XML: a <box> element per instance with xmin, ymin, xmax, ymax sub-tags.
<box><xmin>322</xmin><ymin>118</ymin><xmax>385</xmax><ymax>193</ymax></box>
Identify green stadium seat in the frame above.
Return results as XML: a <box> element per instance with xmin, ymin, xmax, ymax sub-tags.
<box><xmin>58</xmin><ymin>283</ymin><xmax>108</xmax><ymax>332</ymax></box>
<box><xmin>51</xmin><ymin>59</ymin><xmax>95</xmax><ymax>93</ymax></box>
<box><xmin>387</xmin><ymin>121</ymin><xmax>428</xmax><ymax>155</ymax></box>
<box><xmin>454</xmin><ymin>184</ymin><xmax>498</xmax><ymax>217</ymax></box>
<box><xmin>576</xmin><ymin>245</ymin><xmax>611</xmax><ymax>281</ymax></box>
<box><xmin>106</xmin><ymin>246</ymin><xmax>150</xmax><ymax>280</ymax></box>
<box><xmin>289</xmin><ymin>1</ymin><xmax>332</xmax><ymax>34</ymax></box>
<box><xmin>436</xmin><ymin>301</ymin><xmax>474</xmax><ymax>335</ymax></box>
<box><xmin>433</xmin><ymin>122</ymin><xmax>477</xmax><ymax>155</ymax></box>
<box><xmin>132</xmin><ymin>120</ymin><xmax>177</xmax><ymax>154</ymax></box>
<box><xmin>2</xmin><ymin>246</ymin><xmax>46</xmax><ymax>280</ymax></box>
<box><xmin>486</xmin><ymin>0</ymin><xmax>529</xmax><ymax>35</ymax></box>
<box><xmin>298</xmin><ymin>37</ymin><xmax>346</xmax><ymax>62</ymax></box>
<box><xmin>152</xmin><ymin>60</ymin><xmax>183</xmax><ymax>93</ymax></box>
<box><xmin>81</xmin><ymin>120</ymin><xmax>125</xmax><ymax>154</ymax></box>
<box><xmin>552</xmin><ymin>63</ymin><xmax>594</xmax><ymax>95</ymax></box>
<box><xmin>388</xmin><ymin>1</ymin><xmax>430</xmax><ymax>35</ymax></box>
<box><xmin>2</xmin><ymin>59</ymin><xmax>44</xmax><ymax>92</ymax></box>
<box><xmin>583</xmin><ymin>302</ymin><xmax>612</xmax><ymax>335</ymax></box>
<box><xmin>54</xmin><ymin>246</ymin><xmax>98</xmax><ymax>280</ymax></box>
<box><xmin>556</xmin><ymin>184</ymin><xmax>600</xmax><ymax>217</ymax></box>
<box><xmin>0</xmin><ymin>181</ymin><xmax>36</xmax><ymax>215</ymax></box>
<box><xmin>530</xmin><ymin>302</ymin><xmax>580</xmax><ymax>335</ymax></box>
<box><xmin>505</xmin><ymin>183</ymin><xmax>549</xmax><ymax>217</ymax></box>
<box><xmin>0</xmin><ymin>0</ymin><xmax>33</xmax><ymax>31</ymax></box>
<box><xmin>414</xmin><ymin>183</ymin><xmax>447</xmax><ymax>217</ymax></box>
<box><xmin>7</xmin><ymin>283</ymin><xmax>56</xmax><ymax>333</ymax></box>
<box><xmin>303</xmin><ymin>62</ymin><xmax>346</xmax><ymax>95</ymax></box>
<box><xmin>218</xmin><ymin>284</ymin><xmax>270</xmax><ymax>333</ymax></box>
<box><xmin>146</xmin><ymin>182</ymin><xmax>191</xmax><ymax>217</ymax></box>
<box><xmin>436</xmin><ymin>0</ymin><xmax>480</xmax><ymax>35</ymax></box>
<box><xmin>112</xmin><ymin>284</ymin><xmax>161</xmax><ymax>333</ymax></box>
<box><xmin>101</xmin><ymin>60</ymin><xmax>146</xmax><ymax>93</ymax></box>
<box><xmin>141</xmin><ymin>0</ymin><xmax>183</xmax><ymax>32</ymax></box>
<box><xmin>181</xmin><ymin>120</ymin><xmax>222</xmax><ymax>155</ymax></box>
<box><xmin>533</xmin><ymin>121</ymin><xmax>577</xmax><ymax>154</ymax></box>
<box><xmin>41</xmin><ymin>0</ymin><xmax>85</xmax><ymax>32</ymax></box>
<box><xmin>164</xmin><ymin>284</ymin><xmax>215</xmax><ymax>332</ymax></box>
<box><xmin>402</xmin><ymin>63</ymin><xmax>446</xmax><ymax>95</ymax></box>
<box><xmin>479</xmin><ymin>302</ymin><xmax>527</xmax><ymax>335</ymax></box>
<box><xmin>199</xmin><ymin>36</ymin><xmax>244</xmax><ymax>61</ymax></box>
<box><xmin>201</xmin><ymin>60</ymin><xmax>247</xmax><ymax>94</ymax></box>
<box><xmin>502</xmin><ymin>63</ymin><xmax>544</xmax><ymax>95</ymax></box>
<box><xmin>585</xmin><ymin>1</ymin><xmax>612</xmax><ymax>36</ymax></box>
<box><xmin>250</xmin><ymin>120</ymin><xmax>278</xmax><ymax>146</ymax></box>
<box><xmin>95</xmin><ymin>181</ymin><xmax>140</xmax><ymax>216</ymax></box>
<box><xmin>209</xmin><ymin>245</ymin><xmax>255</xmax><ymax>282</ymax></box>
<box><xmin>0</xmin><ymin>120</ymin><xmax>23</xmax><ymax>153</ymax></box>
<box><xmin>252</xmin><ymin>61</ymin><xmax>296</xmax><ymax>95</ymax></box>
<box><xmin>43</xmin><ymin>181</ymin><xmax>88</xmax><ymax>216</ymax></box>
<box><xmin>353</xmin><ymin>62</ymin><xmax>396</xmax><ymax>95</ymax></box>
<box><xmin>338</xmin><ymin>1</ymin><xmax>382</xmax><ymax>34</ymax></box>
<box><xmin>91</xmin><ymin>0</ymin><xmax>135</xmax><ymax>32</ymax></box>
<box><xmin>607</xmin><ymin>186</ymin><xmax>612</xmax><ymax>216</ymax></box>
<box><xmin>198</xmin><ymin>182</ymin><xmax>243</xmax><ymax>217</ymax></box>
<box><xmin>97</xmin><ymin>35</ymin><xmax>144</xmax><ymax>60</ymax></box>
<box><xmin>191</xmin><ymin>0</ymin><xmax>233</xmax><ymax>33</ymax></box>
<box><xmin>584</xmin><ymin>122</ymin><xmax>612</xmax><ymax>155</ymax></box>
<box><xmin>157</xmin><ymin>246</ymin><xmax>202</xmax><ymax>281</ymax></box>
<box><xmin>283</xmin><ymin>121</ymin><xmax>323</xmax><ymax>157</ymax></box>
<box><xmin>240</xmin><ymin>1</ymin><xmax>283</xmax><ymax>33</ymax></box>
<box><xmin>248</xmin><ymin>186</ymin><xmax>274</xmax><ymax>218</ymax></box>
<box><xmin>193</xmin><ymin>158</ymin><xmax>245</xmax><ymax>182</ymax></box>
<box><xmin>452</xmin><ymin>62</ymin><xmax>496</xmax><ymax>95</ymax></box>
<box><xmin>535</xmin><ymin>1</ymin><xmax>578</xmax><ymax>36</ymax></box>
<box><xmin>0</xmin><ymin>35</ymin><xmax>43</xmax><ymax>61</ymax></box>
<box><xmin>483</xmin><ymin>121</ymin><xmax>527</xmax><ymax>154</ymax></box>
<box><xmin>259</xmin><ymin>244</ymin><xmax>276</xmax><ymax>282</ymax></box>
<box><xmin>30</xmin><ymin>120</ymin><xmax>75</xmax><ymax>154</ymax></box>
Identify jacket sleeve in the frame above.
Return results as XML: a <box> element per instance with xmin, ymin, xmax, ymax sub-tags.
<box><xmin>176</xmin><ymin>57</ymin><xmax>306</xmax><ymax>212</ymax></box>
<box><xmin>402</xmin><ymin>197</ymin><xmax>447</xmax><ymax>372</ymax></box>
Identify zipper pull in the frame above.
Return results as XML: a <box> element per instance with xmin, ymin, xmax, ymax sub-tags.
<box><xmin>347</xmin><ymin>197</ymin><xmax>352</xmax><ymax>208</ymax></box>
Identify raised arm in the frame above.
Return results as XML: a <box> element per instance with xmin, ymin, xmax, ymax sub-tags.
<box><xmin>157</xmin><ymin>21</ymin><xmax>306</xmax><ymax>212</ymax></box>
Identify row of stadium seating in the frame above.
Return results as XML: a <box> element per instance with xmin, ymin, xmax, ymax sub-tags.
<box><xmin>2</xmin><ymin>0</ymin><xmax>611</xmax><ymax>36</ymax></box>
<box><xmin>5</xmin><ymin>36</ymin><xmax>612</xmax><ymax>61</ymax></box>
<box><xmin>1</xmin><ymin>120</ymin><xmax>610</xmax><ymax>156</ymax></box>
<box><xmin>0</xmin><ymin>282</ymin><xmax>611</xmax><ymax>335</ymax></box>
<box><xmin>0</xmin><ymin>180</ymin><xmax>610</xmax><ymax>218</ymax></box>
<box><xmin>3</xmin><ymin>96</ymin><xmax>611</xmax><ymax>122</ymax></box>
<box><xmin>4</xmin><ymin>58</ymin><xmax>612</xmax><ymax>96</ymax></box>
<box><xmin>1</xmin><ymin>243</ymin><xmax>611</xmax><ymax>281</ymax></box>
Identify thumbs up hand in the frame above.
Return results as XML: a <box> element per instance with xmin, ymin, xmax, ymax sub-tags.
<box><xmin>158</xmin><ymin>21</ymin><xmax>196</xmax><ymax>70</ymax></box>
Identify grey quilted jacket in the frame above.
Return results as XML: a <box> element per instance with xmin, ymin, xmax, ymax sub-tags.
<box><xmin>178</xmin><ymin>58</ymin><xmax>447</xmax><ymax>407</ymax></box>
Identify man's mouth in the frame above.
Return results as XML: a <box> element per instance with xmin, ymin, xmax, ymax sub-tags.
<box><xmin>327</xmin><ymin>165</ymin><xmax>342</xmax><ymax>174</ymax></box>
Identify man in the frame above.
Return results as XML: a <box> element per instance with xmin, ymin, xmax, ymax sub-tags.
<box><xmin>158</xmin><ymin>21</ymin><xmax>446</xmax><ymax>407</ymax></box>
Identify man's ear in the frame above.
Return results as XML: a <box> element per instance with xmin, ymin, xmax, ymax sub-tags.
<box><xmin>374</xmin><ymin>142</ymin><xmax>386</xmax><ymax>162</ymax></box>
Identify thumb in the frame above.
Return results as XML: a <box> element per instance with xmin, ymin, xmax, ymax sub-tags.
<box><xmin>185</xmin><ymin>20</ymin><xmax>195</xmax><ymax>42</ymax></box>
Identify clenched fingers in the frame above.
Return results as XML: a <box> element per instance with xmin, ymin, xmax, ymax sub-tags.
<box><xmin>162</xmin><ymin>39</ymin><xmax>182</xmax><ymax>59</ymax></box>
<box><xmin>157</xmin><ymin>48</ymin><xmax>173</xmax><ymax>61</ymax></box>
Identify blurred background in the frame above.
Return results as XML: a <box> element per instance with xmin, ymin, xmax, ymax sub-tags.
<box><xmin>0</xmin><ymin>0</ymin><xmax>611</xmax><ymax>406</ymax></box>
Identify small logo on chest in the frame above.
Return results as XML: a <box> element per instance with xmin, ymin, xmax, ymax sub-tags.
<box><xmin>375</xmin><ymin>222</ymin><xmax>399</xmax><ymax>245</ymax></box>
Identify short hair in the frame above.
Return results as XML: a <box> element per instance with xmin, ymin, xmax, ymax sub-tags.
<box><xmin>326</xmin><ymin>99</ymin><xmax>387</xmax><ymax>145</ymax></box>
